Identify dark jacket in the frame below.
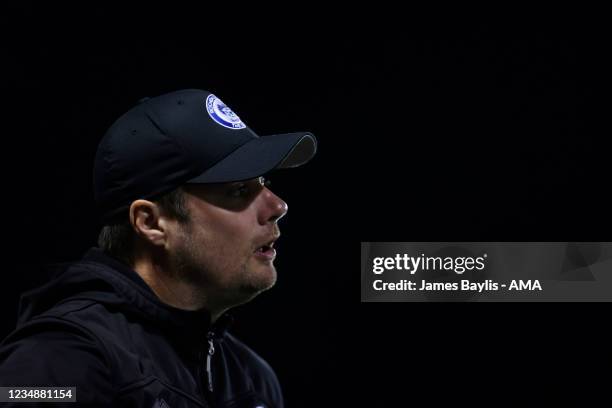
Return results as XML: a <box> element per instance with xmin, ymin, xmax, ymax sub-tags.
<box><xmin>0</xmin><ymin>247</ymin><xmax>284</xmax><ymax>407</ymax></box>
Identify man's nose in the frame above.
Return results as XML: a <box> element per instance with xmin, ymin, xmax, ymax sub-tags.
<box><xmin>258</xmin><ymin>187</ymin><xmax>288</xmax><ymax>225</ymax></box>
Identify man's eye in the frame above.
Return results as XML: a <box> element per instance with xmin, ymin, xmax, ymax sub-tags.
<box><xmin>228</xmin><ymin>177</ymin><xmax>271</xmax><ymax>198</ymax></box>
<box><xmin>229</xmin><ymin>184</ymin><xmax>249</xmax><ymax>197</ymax></box>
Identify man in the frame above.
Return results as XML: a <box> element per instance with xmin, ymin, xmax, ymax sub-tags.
<box><xmin>0</xmin><ymin>89</ymin><xmax>317</xmax><ymax>407</ymax></box>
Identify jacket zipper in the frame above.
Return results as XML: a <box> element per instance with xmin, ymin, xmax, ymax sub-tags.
<box><xmin>205</xmin><ymin>331</ymin><xmax>215</xmax><ymax>393</ymax></box>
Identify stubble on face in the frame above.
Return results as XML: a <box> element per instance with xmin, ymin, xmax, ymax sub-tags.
<box><xmin>167</xmin><ymin>217</ymin><xmax>278</xmax><ymax>310</ymax></box>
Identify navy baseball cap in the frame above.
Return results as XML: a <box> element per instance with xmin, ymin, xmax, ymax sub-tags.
<box><xmin>93</xmin><ymin>89</ymin><xmax>317</xmax><ymax>223</ymax></box>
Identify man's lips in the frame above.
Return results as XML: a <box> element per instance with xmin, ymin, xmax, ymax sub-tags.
<box><xmin>254</xmin><ymin>246</ymin><xmax>276</xmax><ymax>261</ymax></box>
<box><xmin>254</xmin><ymin>234</ymin><xmax>280</xmax><ymax>261</ymax></box>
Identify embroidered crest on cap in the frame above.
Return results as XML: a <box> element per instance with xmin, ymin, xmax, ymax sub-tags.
<box><xmin>206</xmin><ymin>94</ymin><xmax>246</xmax><ymax>130</ymax></box>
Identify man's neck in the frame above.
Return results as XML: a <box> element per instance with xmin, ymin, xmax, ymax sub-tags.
<box><xmin>132</xmin><ymin>257</ymin><xmax>224</xmax><ymax>323</ymax></box>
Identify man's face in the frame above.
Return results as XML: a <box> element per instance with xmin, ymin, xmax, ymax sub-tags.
<box><xmin>166</xmin><ymin>176</ymin><xmax>288</xmax><ymax>309</ymax></box>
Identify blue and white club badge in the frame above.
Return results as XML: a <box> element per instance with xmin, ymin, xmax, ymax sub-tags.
<box><xmin>205</xmin><ymin>94</ymin><xmax>246</xmax><ymax>130</ymax></box>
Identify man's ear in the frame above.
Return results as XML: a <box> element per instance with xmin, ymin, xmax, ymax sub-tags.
<box><xmin>129</xmin><ymin>200</ymin><xmax>167</xmax><ymax>247</ymax></box>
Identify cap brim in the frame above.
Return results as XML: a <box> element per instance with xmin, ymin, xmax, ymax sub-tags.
<box><xmin>186</xmin><ymin>132</ymin><xmax>317</xmax><ymax>183</ymax></box>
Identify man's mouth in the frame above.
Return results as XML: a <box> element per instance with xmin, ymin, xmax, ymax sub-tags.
<box><xmin>254</xmin><ymin>237</ymin><xmax>278</xmax><ymax>260</ymax></box>
<box><xmin>256</xmin><ymin>239</ymin><xmax>274</xmax><ymax>252</ymax></box>
<box><xmin>255</xmin><ymin>235</ymin><xmax>278</xmax><ymax>252</ymax></box>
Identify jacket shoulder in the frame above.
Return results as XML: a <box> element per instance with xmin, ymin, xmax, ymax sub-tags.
<box><xmin>0</xmin><ymin>316</ymin><xmax>115</xmax><ymax>405</ymax></box>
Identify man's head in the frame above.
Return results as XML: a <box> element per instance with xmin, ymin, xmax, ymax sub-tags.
<box><xmin>94</xmin><ymin>89</ymin><xmax>316</xmax><ymax>315</ymax></box>
<box><xmin>99</xmin><ymin>176</ymin><xmax>286</xmax><ymax>312</ymax></box>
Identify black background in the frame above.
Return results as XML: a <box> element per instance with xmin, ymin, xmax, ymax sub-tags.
<box><xmin>1</xmin><ymin>7</ymin><xmax>609</xmax><ymax>407</ymax></box>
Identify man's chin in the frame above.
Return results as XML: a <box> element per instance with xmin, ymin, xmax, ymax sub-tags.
<box><xmin>254</xmin><ymin>268</ymin><xmax>277</xmax><ymax>292</ymax></box>
<box><xmin>242</xmin><ymin>266</ymin><xmax>277</xmax><ymax>295</ymax></box>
